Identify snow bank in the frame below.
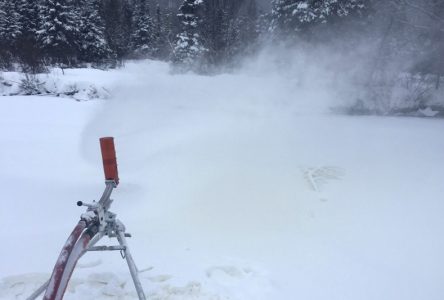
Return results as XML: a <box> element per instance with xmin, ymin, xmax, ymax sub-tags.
<box><xmin>0</xmin><ymin>67</ymin><xmax>117</xmax><ymax>100</ymax></box>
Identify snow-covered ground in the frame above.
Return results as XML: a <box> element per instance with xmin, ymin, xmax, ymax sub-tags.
<box><xmin>1</xmin><ymin>60</ymin><xmax>444</xmax><ymax>300</ymax></box>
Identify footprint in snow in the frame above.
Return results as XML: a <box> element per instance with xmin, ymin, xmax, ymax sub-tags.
<box><xmin>148</xmin><ymin>274</ymin><xmax>172</xmax><ymax>283</ymax></box>
<box><xmin>205</xmin><ymin>265</ymin><xmax>256</xmax><ymax>287</ymax></box>
<box><xmin>302</xmin><ymin>165</ymin><xmax>345</xmax><ymax>193</ymax></box>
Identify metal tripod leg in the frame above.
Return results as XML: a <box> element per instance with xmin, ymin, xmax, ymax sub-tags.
<box><xmin>116</xmin><ymin>228</ymin><xmax>146</xmax><ymax>300</ymax></box>
<box><xmin>26</xmin><ymin>279</ymin><xmax>50</xmax><ymax>300</ymax></box>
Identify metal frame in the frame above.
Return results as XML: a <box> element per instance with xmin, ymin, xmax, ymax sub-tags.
<box><xmin>27</xmin><ymin>181</ymin><xmax>146</xmax><ymax>300</ymax></box>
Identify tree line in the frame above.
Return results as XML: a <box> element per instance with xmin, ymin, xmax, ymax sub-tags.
<box><xmin>0</xmin><ymin>0</ymin><xmax>443</xmax><ymax>84</ymax></box>
<box><xmin>0</xmin><ymin>0</ymin><xmax>373</xmax><ymax>72</ymax></box>
<box><xmin>0</xmin><ymin>0</ymin><xmax>259</xmax><ymax>72</ymax></box>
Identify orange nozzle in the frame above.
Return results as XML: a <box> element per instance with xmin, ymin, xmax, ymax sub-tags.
<box><xmin>99</xmin><ymin>137</ymin><xmax>119</xmax><ymax>185</ymax></box>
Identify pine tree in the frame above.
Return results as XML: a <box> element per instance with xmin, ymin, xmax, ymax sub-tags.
<box><xmin>16</xmin><ymin>0</ymin><xmax>40</xmax><ymax>42</ymax></box>
<box><xmin>293</xmin><ymin>0</ymin><xmax>366</xmax><ymax>26</ymax></box>
<box><xmin>203</xmin><ymin>5</ymin><xmax>230</xmax><ymax>65</ymax></box>
<box><xmin>410</xmin><ymin>0</ymin><xmax>444</xmax><ymax>89</ymax></box>
<box><xmin>0</xmin><ymin>0</ymin><xmax>17</xmax><ymax>68</ymax></box>
<box><xmin>197</xmin><ymin>0</ymin><xmax>257</xmax><ymax>67</ymax></box>
<box><xmin>131</xmin><ymin>0</ymin><xmax>155</xmax><ymax>58</ymax></box>
<box><xmin>269</xmin><ymin>0</ymin><xmax>295</xmax><ymax>36</ymax></box>
<box><xmin>16</xmin><ymin>0</ymin><xmax>42</xmax><ymax>71</ymax></box>
<box><xmin>173</xmin><ymin>0</ymin><xmax>208</xmax><ymax>70</ymax></box>
<box><xmin>245</xmin><ymin>0</ymin><xmax>259</xmax><ymax>41</ymax></box>
<box><xmin>102</xmin><ymin>0</ymin><xmax>132</xmax><ymax>60</ymax></box>
<box><xmin>37</xmin><ymin>0</ymin><xmax>81</xmax><ymax>65</ymax></box>
<box><xmin>0</xmin><ymin>4</ymin><xmax>6</xmax><ymax>48</ymax></box>
<box><xmin>153</xmin><ymin>4</ymin><xmax>170</xmax><ymax>59</ymax></box>
<box><xmin>0</xmin><ymin>1</ymin><xmax>22</xmax><ymax>52</ymax></box>
<box><xmin>270</xmin><ymin>0</ymin><xmax>367</xmax><ymax>37</ymax></box>
<box><xmin>226</xmin><ymin>0</ymin><xmax>258</xmax><ymax>60</ymax></box>
<box><xmin>164</xmin><ymin>2</ymin><xmax>181</xmax><ymax>47</ymax></box>
<box><xmin>78</xmin><ymin>0</ymin><xmax>112</xmax><ymax>63</ymax></box>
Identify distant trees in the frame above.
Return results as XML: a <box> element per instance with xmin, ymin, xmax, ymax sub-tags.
<box><xmin>173</xmin><ymin>0</ymin><xmax>259</xmax><ymax>70</ymax></box>
<box><xmin>16</xmin><ymin>0</ymin><xmax>41</xmax><ymax>71</ymax></box>
<box><xmin>269</xmin><ymin>0</ymin><xmax>299</xmax><ymax>36</ymax></box>
<box><xmin>0</xmin><ymin>0</ymin><xmax>21</xmax><ymax>68</ymax></box>
<box><xmin>131</xmin><ymin>0</ymin><xmax>156</xmax><ymax>58</ymax></box>
<box><xmin>229</xmin><ymin>0</ymin><xmax>259</xmax><ymax>58</ymax></box>
<box><xmin>407</xmin><ymin>0</ymin><xmax>444</xmax><ymax>89</ymax></box>
<box><xmin>101</xmin><ymin>0</ymin><xmax>132</xmax><ymax>61</ymax></box>
<box><xmin>173</xmin><ymin>0</ymin><xmax>207</xmax><ymax>69</ymax></box>
<box><xmin>0</xmin><ymin>0</ymin><xmax>441</xmax><ymax>87</ymax></box>
<box><xmin>38</xmin><ymin>0</ymin><xmax>80</xmax><ymax>66</ymax></box>
<box><xmin>0</xmin><ymin>0</ymin><xmax>261</xmax><ymax>72</ymax></box>
<box><xmin>78</xmin><ymin>0</ymin><xmax>112</xmax><ymax>63</ymax></box>
<box><xmin>343</xmin><ymin>0</ymin><xmax>444</xmax><ymax>114</ymax></box>
<box><xmin>153</xmin><ymin>5</ymin><xmax>171</xmax><ymax>59</ymax></box>
<box><xmin>270</xmin><ymin>0</ymin><xmax>367</xmax><ymax>38</ymax></box>
<box><xmin>208</xmin><ymin>0</ymin><xmax>259</xmax><ymax>65</ymax></box>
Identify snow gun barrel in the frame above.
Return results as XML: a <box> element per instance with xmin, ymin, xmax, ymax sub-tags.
<box><xmin>100</xmin><ymin>137</ymin><xmax>119</xmax><ymax>186</ymax></box>
<box><xmin>27</xmin><ymin>137</ymin><xmax>146</xmax><ymax>300</ymax></box>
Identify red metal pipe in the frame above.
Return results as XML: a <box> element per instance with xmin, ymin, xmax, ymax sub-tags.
<box><xmin>43</xmin><ymin>221</ymin><xmax>86</xmax><ymax>300</ymax></box>
<box><xmin>100</xmin><ymin>137</ymin><xmax>119</xmax><ymax>185</ymax></box>
<box><xmin>52</xmin><ymin>230</ymin><xmax>94</xmax><ymax>300</ymax></box>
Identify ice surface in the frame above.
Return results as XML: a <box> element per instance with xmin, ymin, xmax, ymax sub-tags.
<box><xmin>1</xmin><ymin>60</ymin><xmax>444</xmax><ymax>299</ymax></box>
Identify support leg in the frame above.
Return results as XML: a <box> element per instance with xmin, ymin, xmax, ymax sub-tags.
<box><xmin>116</xmin><ymin>229</ymin><xmax>146</xmax><ymax>300</ymax></box>
<box><xmin>26</xmin><ymin>279</ymin><xmax>50</xmax><ymax>300</ymax></box>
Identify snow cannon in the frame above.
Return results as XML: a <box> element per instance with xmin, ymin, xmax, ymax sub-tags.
<box><xmin>27</xmin><ymin>138</ymin><xmax>146</xmax><ymax>300</ymax></box>
<box><xmin>100</xmin><ymin>137</ymin><xmax>119</xmax><ymax>185</ymax></box>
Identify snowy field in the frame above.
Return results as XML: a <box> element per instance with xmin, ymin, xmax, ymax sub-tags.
<box><xmin>1</xmin><ymin>60</ymin><xmax>444</xmax><ymax>300</ymax></box>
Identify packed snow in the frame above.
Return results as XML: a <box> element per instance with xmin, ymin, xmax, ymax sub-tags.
<box><xmin>1</xmin><ymin>59</ymin><xmax>444</xmax><ymax>300</ymax></box>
